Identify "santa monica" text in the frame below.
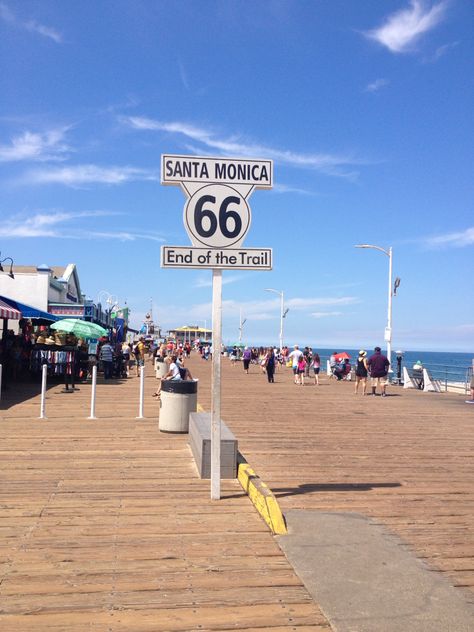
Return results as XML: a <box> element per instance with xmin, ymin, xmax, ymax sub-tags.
<box><xmin>162</xmin><ymin>155</ymin><xmax>273</xmax><ymax>188</ymax></box>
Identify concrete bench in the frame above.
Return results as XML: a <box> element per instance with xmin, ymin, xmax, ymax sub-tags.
<box><xmin>189</xmin><ymin>412</ymin><xmax>238</xmax><ymax>479</ymax></box>
<box><xmin>403</xmin><ymin>367</ymin><xmax>442</xmax><ymax>392</ymax></box>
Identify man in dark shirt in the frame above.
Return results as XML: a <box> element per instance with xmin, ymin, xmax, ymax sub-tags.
<box><xmin>367</xmin><ymin>346</ymin><xmax>390</xmax><ymax>397</ymax></box>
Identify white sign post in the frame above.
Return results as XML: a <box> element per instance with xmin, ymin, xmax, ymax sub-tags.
<box><xmin>161</xmin><ymin>154</ymin><xmax>273</xmax><ymax>500</ymax></box>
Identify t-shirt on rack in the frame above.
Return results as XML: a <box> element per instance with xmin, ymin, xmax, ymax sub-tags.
<box><xmin>30</xmin><ymin>345</ymin><xmax>76</xmax><ymax>375</ymax></box>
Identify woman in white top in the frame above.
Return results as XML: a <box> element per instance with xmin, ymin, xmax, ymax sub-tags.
<box><xmin>152</xmin><ymin>355</ymin><xmax>182</xmax><ymax>398</ymax></box>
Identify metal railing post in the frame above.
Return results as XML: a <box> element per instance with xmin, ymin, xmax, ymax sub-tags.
<box><xmin>88</xmin><ymin>364</ymin><xmax>97</xmax><ymax>419</ymax></box>
<box><xmin>39</xmin><ymin>364</ymin><xmax>48</xmax><ymax>419</ymax></box>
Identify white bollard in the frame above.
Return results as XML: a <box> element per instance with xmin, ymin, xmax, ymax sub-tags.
<box><xmin>39</xmin><ymin>363</ymin><xmax>48</xmax><ymax>419</ymax></box>
<box><xmin>136</xmin><ymin>364</ymin><xmax>145</xmax><ymax>419</ymax></box>
<box><xmin>88</xmin><ymin>364</ymin><xmax>97</xmax><ymax>419</ymax></box>
<box><xmin>0</xmin><ymin>363</ymin><xmax>2</xmax><ymax>401</ymax></box>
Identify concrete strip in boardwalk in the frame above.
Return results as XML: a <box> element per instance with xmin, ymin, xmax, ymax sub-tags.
<box><xmin>278</xmin><ymin>510</ymin><xmax>474</xmax><ymax>632</ymax></box>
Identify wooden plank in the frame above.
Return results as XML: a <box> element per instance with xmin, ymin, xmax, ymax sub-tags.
<box><xmin>0</xmin><ymin>360</ymin><xmax>330</xmax><ymax>630</ymax></box>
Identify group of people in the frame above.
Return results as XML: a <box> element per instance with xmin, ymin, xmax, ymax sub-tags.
<box><xmin>352</xmin><ymin>347</ymin><xmax>390</xmax><ymax>396</ymax></box>
<box><xmin>97</xmin><ymin>337</ymin><xmax>147</xmax><ymax>379</ymax></box>
<box><xmin>286</xmin><ymin>345</ymin><xmax>321</xmax><ymax>385</ymax></box>
<box><xmin>236</xmin><ymin>343</ymin><xmax>391</xmax><ymax>395</ymax></box>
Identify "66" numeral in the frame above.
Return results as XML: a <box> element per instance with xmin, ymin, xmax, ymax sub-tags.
<box><xmin>184</xmin><ymin>185</ymin><xmax>251</xmax><ymax>248</ymax></box>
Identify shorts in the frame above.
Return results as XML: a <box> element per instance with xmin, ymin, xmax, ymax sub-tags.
<box><xmin>243</xmin><ymin>359</ymin><xmax>250</xmax><ymax>370</ymax></box>
<box><xmin>313</xmin><ymin>367</ymin><xmax>320</xmax><ymax>375</ymax></box>
<box><xmin>293</xmin><ymin>367</ymin><xmax>298</xmax><ymax>375</ymax></box>
<box><xmin>371</xmin><ymin>375</ymin><xmax>387</xmax><ymax>386</ymax></box>
<box><xmin>297</xmin><ymin>369</ymin><xmax>305</xmax><ymax>374</ymax></box>
<box><xmin>137</xmin><ymin>358</ymin><xmax>144</xmax><ymax>367</ymax></box>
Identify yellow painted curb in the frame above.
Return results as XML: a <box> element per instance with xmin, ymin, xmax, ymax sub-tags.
<box><xmin>238</xmin><ymin>462</ymin><xmax>287</xmax><ymax>535</ymax></box>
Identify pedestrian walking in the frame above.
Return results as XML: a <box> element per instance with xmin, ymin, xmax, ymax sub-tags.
<box><xmin>297</xmin><ymin>356</ymin><xmax>306</xmax><ymax>385</ymax></box>
<box><xmin>312</xmin><ymin>352</ymin><xmax>321</xmax><ymax>385</ymax></box>
<box><xmin>354</xmin><ymin>350</ymin><xmax>369</xmax><ymax>395</ymax></box>
<box><xmin>367</xmin><ymin>346</ymin><xmax>390</xmax><ymax>396</ymax></box>
<box><xmin>288</xmin><ymin>345</ymin><xmax>303</xmax><ymax>384</ymax></box>
<box><xmin>264</xmin><ymin>347</ymin><xmax>275</xmax><ymax>383</ymax></box>
<box><xmin>303</xmin><ymin>347</ymin><xmax>312</xmax><ymax>378</ymax></box>
<box><xmin>99</xmin><ymin>339</ymin><xmax>114</xmax><ymax>380</ymax></box>
<box><xmin>134</xmin><ymin>337</ymin><xmax>145</xmax><ymax>377</ymax></box>
<box><xmin>242</xmin><ymin>346</ymin><xmax>252</xmax><ymax>374</ymax></box>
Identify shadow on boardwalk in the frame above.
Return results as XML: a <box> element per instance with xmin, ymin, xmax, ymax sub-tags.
<box><xmin>273</xmin><ymin>482</ymin><xmax>402</xmax><ymax>497</ymax></box>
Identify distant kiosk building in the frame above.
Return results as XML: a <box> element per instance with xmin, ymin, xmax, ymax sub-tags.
<box><xmin>168</xmin><ymin>325</ymin><xmax>212</xmax><ymax>344</ymax></box>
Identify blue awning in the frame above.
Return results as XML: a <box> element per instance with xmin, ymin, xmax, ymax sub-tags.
<box><xmin>0</xmin><ymin>296</ymin><xmax>59</xmax><ymax>322</ymax></box>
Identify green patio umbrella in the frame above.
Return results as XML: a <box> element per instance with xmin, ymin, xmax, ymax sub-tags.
<box><xmin>51</xmin><ymin>318</ymin><xmax>108</xmax><ymax>339</ymax></box>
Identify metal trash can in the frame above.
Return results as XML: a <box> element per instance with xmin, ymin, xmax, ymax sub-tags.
<box><xmin>159</xmin><ymin>379</ymin><xmax>198</xmax><ymax>433</ymax></box>
<box><xmin>155</xmin><ymin>357</ymin><xmax>168</xmax><ymax>378</ymax></box>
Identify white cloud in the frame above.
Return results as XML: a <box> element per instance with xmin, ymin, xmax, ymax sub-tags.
<box><xmin>423</xmin><ymin>40</ymin><xmax>459</xmax><ymax>63</ymax></box>
<box><xmin>0</xmin><ymin>210</ymin><xmax>165</xmax><ymax>242</ymax></box>
<box><xmin>365</xmin><ymin>78</ymin><xmax>390</xmax><ymax>93</ymax></box>
<box><xmin>24</xmin><ymin>19</ymin><xmax>62</xmax><ymax>43</ymax></box>
<box><xmin>24</xmin><ymin>164</ymin><xmax>159</xmax><ymax>187</ymax></box>
<box><xmin>122</xmin><ymin>116</ymin><xmax>365</xmax><ymax>179</ymax></box>
<box><xmin>311</xmin><ymin>311</ymin><xmax>344</xmax><ymax>318</ymax></box>
<box><xmin>424</xmin><ymin>226</ymin><xmax>474</xmax><ymax>248</ymax></box>
<box><xmin>272</xmin><ymin>183</ymin><xmax>318</xmax><ymax>196</ymax></box>
<box><xmin>0</xmin><ymin>2</ymin><xmax>62</xmax><ymax>43</ymax></box>
<box><xmin>287</xmin><ymin>296</ymin><xmax>359</xmax><ymax>309</ymax></box>
<box><xmin>365</xmin><ymin>1</ymin><xmax>448</xmax><ymax>54</ymax></box>
<box><xmin>178</xmin><ymin>60</ymin><xmax>190</xmax><ymax>91</ymax></box>
<box><xmin>0</xmin><ymin>128</ymin><xmax>70</xmax><ymax>162</ymax></box>
<box><xmin>195</xmin><ymin>274</ymin><xmax>244</xmax><ymax>288</ymax></box>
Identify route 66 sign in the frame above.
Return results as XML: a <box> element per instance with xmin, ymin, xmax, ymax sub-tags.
<box><xmin>160</xmin><ymin>154</ymin><xmax>272</xmax><ymax>269</ymax></box>
<box><xmin>161</xmin><ymin>155</ymin><xmax>272</xmax><ymax>249</ymax></box>
<box><xmin>184</xmin><ymin>184</ymin><xmax>251</xmax><ymax>248</ymax></box>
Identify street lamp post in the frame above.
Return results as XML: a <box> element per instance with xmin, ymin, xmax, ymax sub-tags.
<box><xmin>354</xmin><ymin>244</ymin><xmax>395</xmax><ymax>371</ymax></box>
<box><xmin>264</xmin><ymin>288</ymin><xmax>288</xmax><ymax>351</ymax></box>
<box><xmin>96</xmin><ymin>291</ymin><xmax>119</xmax><ymax>327</ymax></box>
<box><xmin>238</xmin><ymin>308</ymin><xmax>247</xmax><ymax>345</ymax></box>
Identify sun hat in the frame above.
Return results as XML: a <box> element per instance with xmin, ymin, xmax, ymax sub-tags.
<box><xmin>359</xmin><ymin>350</ymin><xmax>367</xmax><ymax>357</ymax></box>
<box><xmin>45</xmin><ymin>336</ymin><xmax>56</xmax><ymax>345</ymax></box>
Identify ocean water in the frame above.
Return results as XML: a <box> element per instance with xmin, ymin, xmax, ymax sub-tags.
<box><xmin>313</xmin><ymin>348</ymin><xmax>473</xmax><ymax>383</ymax></box>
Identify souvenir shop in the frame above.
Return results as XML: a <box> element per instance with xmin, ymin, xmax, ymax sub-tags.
<box><xmin>0</xmin><ymin>296</ymin><xmax>88</xmax><ymax>387</ymax></box>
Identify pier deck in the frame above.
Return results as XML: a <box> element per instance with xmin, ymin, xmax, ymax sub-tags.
<box><xmin>0</xmin><ymin>360</ymin><xmax>330</xmax><ymax>631</ymax></box>
<box><xmin>1</xmin><ymin>353</ymin><xmax>473</xmax><ymax>630</ymax></box>
<box><xmin>198</xmin><ymin>356</ymin><xmax>474</xmax><ymax>596</ymax></box>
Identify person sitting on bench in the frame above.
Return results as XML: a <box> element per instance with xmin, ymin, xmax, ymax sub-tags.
<box><xmin>412</xmin><ymin>360</ymin><xmax>424</xmax><ymax>389</ymax></box>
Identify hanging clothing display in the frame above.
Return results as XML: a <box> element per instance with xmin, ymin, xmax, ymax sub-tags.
<box><xmin>30</xmin><ymin>347</ymin><xmax>76</xmax><ymax>376</ymax></box>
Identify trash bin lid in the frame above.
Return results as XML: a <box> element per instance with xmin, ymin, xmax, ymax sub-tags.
<box><xmin>161</xmin><ymin>379</ymin><xmax>198</xmax><ymax>394</ymax></box>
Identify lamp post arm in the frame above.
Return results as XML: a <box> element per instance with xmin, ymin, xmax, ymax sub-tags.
<box><xmin>354</xmin><ymin>244</ymin><xmax>390</xmax><ymax>257</ymax></box>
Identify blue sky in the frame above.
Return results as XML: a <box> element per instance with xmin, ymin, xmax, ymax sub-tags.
<box><xmin>0</xmin><ymin>0</ymin><xmax>472</xmax><ymax>352</ymax></box>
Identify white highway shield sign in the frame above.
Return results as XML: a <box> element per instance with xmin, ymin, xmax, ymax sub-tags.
<box><xmin>184</xmin><ymin>184</ymin><xmax>251</xmax><ymax>248</ymax></box>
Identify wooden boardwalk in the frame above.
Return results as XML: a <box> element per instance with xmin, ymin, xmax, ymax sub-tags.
<box><xmin>0</xmin><ymin>361</ymin><xmax>331</xmax><ymax>631</ymax></box>
<box><xmin>1</xmin><ymin>352</ymin><xmax>473</xmax><ymax>630</ymax></box>
<box><xmin>198</xmin><ymin>356</ymin><xmax>474</xmax><ymax>598</ymax></box>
